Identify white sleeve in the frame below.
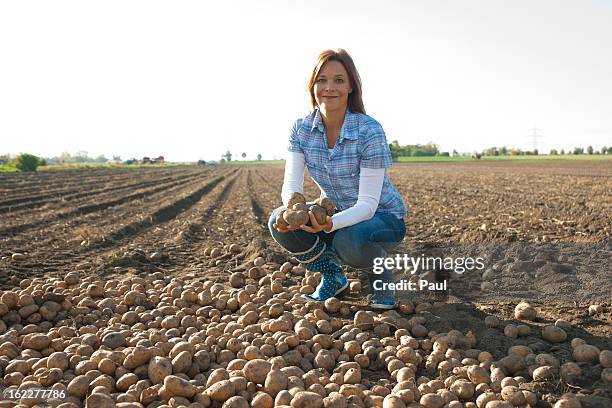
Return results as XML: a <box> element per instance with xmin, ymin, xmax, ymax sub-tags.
<box><xmin>281</xmin><ymin>151</ymin><xmax>305</xmax><ymax>207</ymax></box>
<box><xmin>329</xmin><ymin>167</ymin><xmax>384</xmax><ymax>232</ymax></box>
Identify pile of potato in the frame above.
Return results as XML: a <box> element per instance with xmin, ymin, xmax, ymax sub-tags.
<box><xmin>276</xmin><ymin>193</ymin><xmax>336</xmax><ymax>228</ymax></box>
<box><xmin>0</xmin><ymin>250</ymin><xmax>610</xmax><ymax>408</ymax></box>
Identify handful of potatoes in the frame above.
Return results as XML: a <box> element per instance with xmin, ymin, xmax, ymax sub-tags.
<box><xmin>277</xmin><ymin>192</ymin><xmax>336</xmax><ymax>228</ymax></box>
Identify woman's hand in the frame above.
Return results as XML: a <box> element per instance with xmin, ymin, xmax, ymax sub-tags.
<box><xmin>273</xmin><ymin>223</ymin><xmax>301</xmax><ymax>233</ymax></box>
<box><xmin>300</xmin><ymin>211</ymin><xmax>333</xmax><ymax>233</ymax></box>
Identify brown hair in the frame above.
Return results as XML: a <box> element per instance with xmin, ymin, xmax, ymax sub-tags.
<box><xmin>307</xmin><ymin>49</ymin><xmax>365</xmax><ymax>114</ymax></box>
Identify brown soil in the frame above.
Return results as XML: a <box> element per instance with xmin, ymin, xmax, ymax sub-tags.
<box><xmin>1</xmin><ymin>160</ymin><xmax>610</xmax><ymax>405</ymax></box>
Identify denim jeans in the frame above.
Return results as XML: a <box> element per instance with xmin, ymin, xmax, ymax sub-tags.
<box><xmin>268</xmin><ymin>204</ymin><xmax>406</xmax><ymax>298</ymax></box>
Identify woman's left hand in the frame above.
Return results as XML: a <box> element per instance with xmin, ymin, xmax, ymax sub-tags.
<box><xmin>300</xmin><ymin>211</ymin><xmax>333</xmax><ymax>233</ymax></box>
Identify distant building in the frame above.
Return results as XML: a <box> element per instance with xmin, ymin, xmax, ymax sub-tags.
<box><xmin>0</xmin><ymin>159</ymin><xmax>6</xmax><ymax>165</ymax></box>
<box><xmin>152</xmin><ymin>156</ymin><xmax>165</xmax><ymax>164</ymax></box>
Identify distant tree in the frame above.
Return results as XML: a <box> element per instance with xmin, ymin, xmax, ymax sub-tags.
<box><xmin>13</xmin><ymin>153</ymin><xmax>41</xmax><ymax>172</ymax></box>
<box><xmin>241</xmin><ymin>152</ymin><xmax>246</xmax><ymax>160</ymax></box>
<box><xmin>484</xmin><ymin>147</ymin><xmax>498</xmax><ymax>156</ymax></box>
<box><xmin>587</xmin><ymin>145</ymin><xmax>593</xmax><ymax>154</ymax></box>
<box><xmin>601</xmin><ymin>146</ymin><xmax>607</xmax><ymax>155</ymax></box>
<box><xmin>75</xmin><ymin>151</ymin><xmax>89</xmax><ymax>163</ymax></box>
<box><xmin>58</xmin><ymin>152</ymin><xmax>72</xmax><ymax>163</ymax></box>
<box><xmin>499</xmin><ymin>146</ymin><xmax>508</xmax><ymax>156</ymax></box>
<box><xmin>560</xmin><ymin>148</ymin><xmax>565</xmax><ymax>155</ymax></box>
<box><xmin>608</xmin><ymin>147</ymin><xmax>612</xmax><ymax>154</ymax></box>
<box><xmin>573</xmin><ymin>147</ymin><xmax>584</xmax><ymax>155</ymax></box>
<box><xmin>256</xmin><ymin>153</ymin><xmax>262</xmax><ymax>161</ymax></box>
<box><xmin>223</xmin><ymin>151</ymin><xmax>232</xmax><ymax>162</ymax></box>
<box><xmin>508</xmin><ymin>148</ymin><xmax>521</xmax><ymax>156</ymax></box>
<box><xmin>389</xmin><ymin>140</ymin><xmax>401</xmax><ymax>159</ymax></box>
<box><xmin>112</xmin><ymin>155</ymin><xmax>121</xmax><ymax>162</ymax></box>
<box><xmin>439</xmin><ymin>152</ymin><xmax>450</xmax><ymax>157</ymax></box>
<box><xmin>95</xmin><ymin>155</ymin><xmax>108</xmax><ymax>163</ymax></box>
<box><xmin>452</xmin><ymin>149</ymin><xmax>459</xmax><ymax>157</ymax></box>
<box><xmin>533</xmin><ymin>149</ymin><xmax>538</xmax><ymax>155</ymax></box>
<box><xmin>549</xmin><ymin>149</ymin><xmax>558</xmax><ymax>155</ymax></box>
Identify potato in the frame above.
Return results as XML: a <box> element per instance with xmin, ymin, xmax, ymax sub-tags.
<box><xmin>291</xmin><ymin>391</ymin><xmax>324</xmax><ymax>408</ymax></box>
<box><xmin>467</xmin><ymin>365</ymin><xmax>489</xmax><ymax>384</ymax></box>
<box><xmin>541</xmin><ymin>325</ymin><xmax>567</xmax><ymax>343</ymax></box>
<box><xmin>555</xmin><ymin>319</ymin><xmax>572</xmax><ymax>331</ymax></box>
<box><xmin>532</xmin><ymin>366</ymin><xmax>557</xmax><ymax>381</ymax></box>
<box><xmin>67</xmin><ymin>375</ymin><xmax>89</xmax><ymax>398</ymax></box>
<box><xmin>311</xmin><ymin>205</ymin><xmax>328</xmax><ymax>225</ymax></box>
<box><xmin>164</xmin><ymin>375</ymin><xmax>197</xmax><ymax>398</ymax></box>
<box><xmin>354</xmin><ymin>311</ymin><xmax>374</xmax><ymax>330</ymax></box>
<box><xmin>288</xmin><ymin>192</ymin><xmax>306</xmax><ymax>208</ymax></box>
<box><xmin>223</xmin><ymin>396</ymin><xmax>250</xmax><ymax>408</ymax></box>
<box><xmin>420</xmin><ymin>393</ymin><xmax>444</xmax><ymax>408</ymax></box>
<box><xmin>277</xmin><ymin>211</ymin><xmax>290</xmax><ymax>228</ymax></box>
<box><xmin>602</xmin><ymin>368</ymin><xmax>612</xmax><ymax>383</ymax></box>
<box><xmin>450</xmin><ymin>379</ymin><xmax>475</xmax><ymax>399</ymax></box>
<box><xmin>516</xmin><ymin>325</ymin><xmax>530</xmax><ymax>337</ymax></box>
<box><xmin>85</xmin><ymin>393</ymin><xmax>115</xmax><ymax>408</ymax></box>
<box><xmin>560</xmin><ymin>362</ymin><xmax>581</xmax><ymax>378</ymax></box>
<box><xmin>251</xmin><ymin>392</ymin><xmax>274</xmax><ymax>408</ymax></box>
<box><xmin>503</xmin><ymin>324</ymin><xmax>518</xmax><ymax>338</ymax></box>
<box><xmin>588</xmin><ymin>304</ymin><xmax>602</xmax><ymax>315</ymax></box>
<box><xmin>476</xmin><ymin>392</ymin><xmax>498</xmax><ymax>408</ymax></box>
<box><xmin>324</xmin><ymin>393</ymin><xmax>348</xmax><ymax>408</ymax></box>
<box><xmin>600</xmin><ymin>350</ymin><xmax>612</xmax><ymax>368</ymax></box>
<box><xmin>207</xmin><ymin>380</ymin><xmax>236</xmax><ymax>402</ymax></box>
<box><xmin>573</xmin><ymin>344</ymin><xmax>600</xmax><ymax>363</ymax></box>
<box><xmin>149</xmin><ymin>356</ymin><xmax>172</xmax><ymax>385</ymax></box>
<box><xmin>485</xmin><ymin>402</ymin><xmax>513</xmax><ymax>408</ymax></box>
<box><xmin>500</xmin><ymin>386</ymin><xmax>525</xmax><ymax>406</ymax></box>
<box><xmin>315</xmin><ymin>197</ymin><xmax>336</xmax><ymax>216</ymax></box>
<box><xmin>553</xmin><ymin>394</ymin><xmax>581</xmax><ymax>408</ymax></box>
<box><xmin>265</xmin><ymin>369</ymin><xmax>288</xmax><ymax>397</ymax></box>
<box><xmin>383</xmin><ymin>395</ymin><xmax>407</xmax><ymax>408</ymax></box>
<box><xmin>514</xmin><ymin>301</ymin><xmax>537</xmax><ymax>321</ymax></box>
<box><xmin>244</xmin><ymin>359</ymin><xmax>272</xmax><ymax>384</ymax></box>
<box><xmin>284</xmin><ymin>210</ymin><xmax>309</xmax><ymax>227</ymax></box>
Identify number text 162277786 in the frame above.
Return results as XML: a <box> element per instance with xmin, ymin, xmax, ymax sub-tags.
<box><xmin>3</xmin><ymin>388</ymin><xmax>67</xmax><ymax>400</ymax></box>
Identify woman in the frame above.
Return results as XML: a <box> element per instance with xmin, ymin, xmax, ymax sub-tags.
<box><xmin>268</xmin><ymin>49</ymin><xmax>407</xmax><ymax>310</ymax></box>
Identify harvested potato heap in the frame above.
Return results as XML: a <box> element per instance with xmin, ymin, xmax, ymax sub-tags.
<box><xmin>0</xmin><ymin>261</ymin><xmax>608</xmax><ymax>408</ymax></box>
<box><xmin>277</xmin><ymin>192</ymin><xmax>336</xmax><ymax>228</ymax></box>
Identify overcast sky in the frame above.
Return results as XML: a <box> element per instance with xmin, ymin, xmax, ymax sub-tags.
<box><xmin>1</xmin><ymin>0</ymin><xmax>611</xmax><ymax>161</ymax></box>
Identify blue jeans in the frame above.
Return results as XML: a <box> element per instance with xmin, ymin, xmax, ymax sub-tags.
<box><xmin>268</xmin><ymin>205</ymin><xmax>406</xmax><ymax>297</ymax></box>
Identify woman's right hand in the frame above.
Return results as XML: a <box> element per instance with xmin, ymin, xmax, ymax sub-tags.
<box><xmin>273</xmin><ymin>223</ymin><xmax>301</xmax><ymax>233</ymax></box>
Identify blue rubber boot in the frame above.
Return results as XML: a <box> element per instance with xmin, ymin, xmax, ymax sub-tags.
<box><xmin>293</xmin><ymin>237</ymin><xmax>348</xmax><ymax>302</ymax></box>
<box><xmin>369</xmin><ymin>266</ymin><xmax>396</xmax><ymax>310</ymax></box>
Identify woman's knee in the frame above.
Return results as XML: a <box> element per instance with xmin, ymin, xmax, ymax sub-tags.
<box><xmin>332</xmin><ymin>227</ymin><xmax>372</xmax><ymax>267</ymax></box>
<box><xmin>267</xmin><ymin>206</ymin><xmax>285</xmax><ymax>232</ymax></box>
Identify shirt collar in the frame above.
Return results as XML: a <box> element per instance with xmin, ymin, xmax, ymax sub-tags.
<box><xmin>311</xmin><ymin>109</ymin><xmax>359</xmax><ymax>141</ymax></box>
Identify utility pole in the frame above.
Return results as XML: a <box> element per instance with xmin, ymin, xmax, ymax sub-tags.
<box><xmin>526</xmin><ymin>125</ymin><xmax>544</xmax><ymax>153</ymax></box>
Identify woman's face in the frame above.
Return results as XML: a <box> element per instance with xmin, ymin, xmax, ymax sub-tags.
<box><xmin>313</xmin><ymin>60</ymin><xmax>352</xmax><ymax>114</ymax></box>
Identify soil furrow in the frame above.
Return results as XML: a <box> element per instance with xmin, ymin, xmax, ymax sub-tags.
<box><xmin>0</xmin><ymin>173</ymin><xmax>205</xmax><ymax>237</ymax></box>
<box><xmin>0</xmin><ymin>169</ymin><xmax>203</xmax><ymax>213</ymax></box>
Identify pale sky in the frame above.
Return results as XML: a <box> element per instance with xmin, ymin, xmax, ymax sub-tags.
<box><xmin>1</xmin><ymin>0</ymin><xmax>611</xmax><ymax>161</ymax></box>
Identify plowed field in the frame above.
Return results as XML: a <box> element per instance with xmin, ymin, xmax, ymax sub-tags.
<box><xmin>1</xmin><ymin>161</ymin><xmax>610</xmax><ymax>406</ymax></box>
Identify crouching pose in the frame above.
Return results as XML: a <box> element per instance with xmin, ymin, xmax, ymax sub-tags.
<box><xmin>268</xmin><ymin>49</ymin><xmax>407</xmax><ymax>310</ymax></box>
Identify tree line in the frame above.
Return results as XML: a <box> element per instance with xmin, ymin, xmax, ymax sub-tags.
<box><xmin>388</xmin><ymin>141</ymin><xmax>612</xmax><ymax>159</ymax></box>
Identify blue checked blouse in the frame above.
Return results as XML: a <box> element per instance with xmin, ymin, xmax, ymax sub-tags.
<box><xmin>287</xmin><ymin>109</ymin><xmax>407</xmax><ymax>220</ymax></box>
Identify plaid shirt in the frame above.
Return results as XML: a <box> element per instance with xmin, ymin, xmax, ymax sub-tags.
<box><xmin>288</xmin><ymin>109</ymin><xmax>407</xmax><ymax>220</ymax></box>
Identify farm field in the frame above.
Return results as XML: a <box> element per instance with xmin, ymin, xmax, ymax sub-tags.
<box><xmin>0</xmin><ymin>161</ymin><xmax>610</xmax><ymax>407</ymax></box>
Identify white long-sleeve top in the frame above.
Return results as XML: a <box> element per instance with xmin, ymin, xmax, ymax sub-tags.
<box><xmin>281</xmin><ymin>151</ymin><xmax>384</xmax><ymax>232</ymax></box>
